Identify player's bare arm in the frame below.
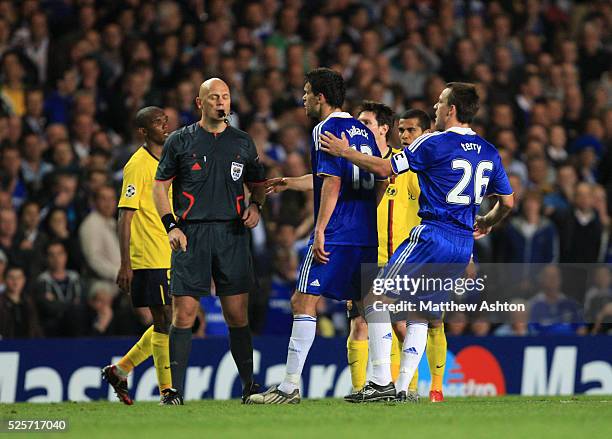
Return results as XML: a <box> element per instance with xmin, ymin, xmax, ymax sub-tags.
<box><xmin>243</xmin><ymin>184</ymin><xmax>265</xmax><ymax>228</ymax></box>
<box><xmin>319</xmin><ymin>131</ymin><xmax>392</xmax><ymax>177</ymax></box>
<box><xmin>313</xmin><ymin>175</ymin><xmax>341</xmax><ymax>264</ymax></box>
<box><xmin>473</xmin><ymin>193</ymin><xmax>515</xmax><ymax>239</ymax></box>
<box><xmin>116</xmin><ymin>208</ymin><xmax>135</xmax><ymax>293</ymax></box>
<box><xmin>153</xmin><ymin>178</ymin><xmax>187</xmax><ymax>251</ymax></box>
<box><xmin>265</xmin><ymin>174</ymin><xmax>313</xmax><ymax>194</ymax></box>
<box><xmin>375</xmin><ymin>180</ymin><xmax>389</xmax><ymax>206</ymax></box>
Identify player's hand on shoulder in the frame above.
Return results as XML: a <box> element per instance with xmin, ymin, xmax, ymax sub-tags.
<box><xmin>320</xmin><ymin>131</ymin><xmax>349</xmax><ymax>157</ymax></box>
<box><xmin>242</xmin><ymin>203</ymin><xmax>260</xmax><ymax>228</ymax></box>
<box><xmin>313</xmin><ymin>231</ymin><xmax>330</xmax><ymax>264</ymax></box>
<box><xmin>265</xmin><ymin>177</ymin><xmax>288</xmax><ymax>194</ymax></box>
<box><xmin>116</xmin><ymin>265</ymin><xmax>133</xmax><ymax>294</ymax></box>
<box><xmin>473</xmin><ymin>215</ymin><xmax>492</xmax><ymax>240</ymax></box>
<box><xmin>169</xmin><ymin>228</ymin><xmax>187</xmax><ymax>251</ymax></box>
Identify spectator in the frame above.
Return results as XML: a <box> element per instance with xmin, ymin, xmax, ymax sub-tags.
<box><xmin>1</xmin><ymin>145</ymin><xmax>28</xmax><ymax>209</ymax></box>
<box><xmin>43</xmin><ymin>207</ymin><xmax>82</xmax><ymax>272</ymax></box>
<box><xmin>15</xmin><ymin>200</ymin><xmax>46</xmax><ymax>277</ymax></box>
<box><xmin>584</xmin><ymin>266</ymin><xmax>612</xmax><ymax>326</ymax></box>
<box><xmin>79</xmin><ymin>185</ymin><xmax>120</xmax><ymax>284</ymax></box>
<box><xmin>34</xmin><ymin>241</ymin><xmax>83</xmax><ymax>336</ymax></box>
<box><xmin>529</xmin><ymin>265</ymin><xmax>585</xmax><ymax>335</ymax></box>
<box><xmin>446</xmin><ymin>312</ymin><xmax>468</xmax><ymax>336</ymax></box>
<box><xmin>495</xmin><ymin>300</ymin><xmax>535</xmax><ymax>336</ymax></box>
<box><xmin>555</xmin><ymin>182</ymin><xmax>603</xmax><ymax>263</ymax></box>
<box><xmin>0</xmin><ymin>266</ymin><xmax>43</xmax><ymax>338</ymax></box>
<box><xmin>20</xmin><ymin>133</ymin><xmax>53</xmax><ymax>196</ymax></box>
<box><xmin>82</xmin><ymin>280</ymin><xmax>119</xmax><ymax>336</ymax></box>
<box><xmin>262</xmin><ymin>248</ymin><xmax>297</xmax><ymax>335</ymax></box>
<box><xmin>502</xmin><ymin>190</ymin><xmax>559</xmax><ymax>263</ymax></box>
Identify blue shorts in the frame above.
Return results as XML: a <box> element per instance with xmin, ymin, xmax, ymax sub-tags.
<box><xmin>377</xmin><ymin>223</ymin><xmax>473</xmax><ymax>318</ymax></box>
<box><xmin>297</xmin><ymin>245</ymin><xmax>377</xmax><ymax>301</ymax></box>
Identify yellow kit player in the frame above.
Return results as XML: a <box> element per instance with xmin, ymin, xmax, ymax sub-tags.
<box><xmin>102</xmin><ymin>107</ymin><xmax>174</xmax><ymax>404</ymax></box>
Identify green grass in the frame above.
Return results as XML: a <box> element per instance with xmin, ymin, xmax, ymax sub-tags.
<box><xmin>2</xmin><ymin>396</ymin><xmax>611</xmax><ymax>439</ymax></box>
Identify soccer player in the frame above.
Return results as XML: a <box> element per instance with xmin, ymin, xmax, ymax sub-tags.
<box><xmin>320</xmin><ymin>82</ymin><xmax>514</xmax><ymax>401</ymax></box>
<box><xmin>249</xmin><ymin>68</ymin><xmax>386</xmax><ymax>404</ymax></box>
<box><xmin>345</xmin><ymin>108</ymin><xmax>448</xmax><ymax>403</ymax></box>
<box><xmin>102</xmin><ymin>107</ymin><xmax>173</xmax><ymax>405</ymax></box>
<box><xmin>268</xmin><ymin>106</ymin><xmax>448</xmax><ymax>402</ymax></box>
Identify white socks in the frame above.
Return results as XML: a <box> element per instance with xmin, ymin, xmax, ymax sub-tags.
<box><xmin>278</xmin><ymin>314</ymin><xmax>317</xmax><ymax>393</ymax></box>
<box><xmin>366</xmin><ymin>316</ymin><xmax>393</xmax><ymax>386</ymax></box>
<box><xmin>395</xmin><ymin>322</ymin><xmax>428</xmax><ymax>392</ymax></box>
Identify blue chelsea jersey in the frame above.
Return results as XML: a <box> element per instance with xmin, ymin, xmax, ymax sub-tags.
<box><xmin>310</xmin><ymin>112</ymin><xmax>383</xmax><ymax>247</ymax></box>
<box><xmin>390</xmin><ymin>126</ymin><xmax>513</xmax><ymax>234</ymax></box>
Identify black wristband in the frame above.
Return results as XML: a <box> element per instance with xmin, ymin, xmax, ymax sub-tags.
<box><xmin>250</xmin><ymin>200</ymin><xmax>263</xmax><ymax>212</ymax></box>
<box><xmin>161</xmin><ymin>214</ymin><xmax>179</xmax><ymax>233</ymax></box>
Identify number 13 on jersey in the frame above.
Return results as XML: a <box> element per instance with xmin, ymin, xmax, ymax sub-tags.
<box><xmin>351</xmin><ymin>144</ymin><xmax>374</xmax><ymax>190</ymax></box>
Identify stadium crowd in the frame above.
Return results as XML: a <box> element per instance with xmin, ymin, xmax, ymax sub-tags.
<box><xmin>0</xmin><ymin>0</ymin><xmax>610</xmax><ymax>339</ymax></box>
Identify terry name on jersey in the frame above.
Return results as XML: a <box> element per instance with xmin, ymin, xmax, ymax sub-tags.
<box><xmin>461</xmin><ymin>142</ymin><xmax>481</xmax><ymax>153</ymax></box>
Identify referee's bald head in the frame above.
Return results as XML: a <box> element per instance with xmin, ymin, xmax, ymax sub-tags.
<box><xmin>135</xmin><ymin>106</ymin><xmax>164</xmax><ymax>129</ymax></box>
<box><xmin>199</xmin><ymin>78</ymin><xmax>229</xmax><ymax>99</ymax></box>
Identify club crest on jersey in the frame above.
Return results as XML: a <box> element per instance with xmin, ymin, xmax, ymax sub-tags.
<box><xmin>386</xmin><ymin>185</ymin><xmax>397</xmax><ymax>198</ymax></box>
<box><xmin>231</xmin><ymin>162</ymin><xmax>244</xmax><ymax>181</ymax></box>
<box><xmin>347</xmin><ymin>125</ymin><xmax>369</xmax><ymax>139</ymax></box>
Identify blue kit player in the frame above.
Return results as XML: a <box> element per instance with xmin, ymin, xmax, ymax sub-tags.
<box><xmin>320</xmin><ymin>82</ymin><xmax>515</xmax><ymax>401</ymax></box>
<box><xmin>249</xmin><ymin>68</ymin><xmax>387</xmax><ymax>404</ymax></box>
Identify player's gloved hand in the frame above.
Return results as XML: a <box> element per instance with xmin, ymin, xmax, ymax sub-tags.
<box><xmin>116</xmin><ymin>264</ymin><xmax>133</xmax><ymax>294</ymax></box>
<box><xmin>313</xmin><ymin>230</ymin><xmax>330</xmax><ymax>264</ymax></box>
<box><xmin>242</xmin><ymin>203</ymin><xmax>260</xmax><ymax>228</ymax></box>
<box><xmin>169</xmin><ymin>228</ymin><xmax>187</xmax><ymax>251</ymax></box>
<box><xmin>473</xmin><ymin>215</ymin><xmax>492</xmax><ymax>240</ymax></box>
<box><xmin>319</xmin><ymin>131</ymin><xmax>350</xmax><ymax>157</ymax></box>
<box><xmin>265</xmin><ymin>177</ymin><xmax>289</xmax><ymax>194</ymax></box>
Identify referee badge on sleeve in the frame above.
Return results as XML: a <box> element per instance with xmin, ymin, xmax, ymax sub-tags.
<box><xmin>231</xmin><ymin>162</ymin><xmax>244</xmax><ymax>181</ymax></box>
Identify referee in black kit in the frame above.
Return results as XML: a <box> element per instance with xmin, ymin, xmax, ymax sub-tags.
<box><xmin>153</xmin><ymin>78</ymin><xmax>266</xmax><ymax>405</ymax></box>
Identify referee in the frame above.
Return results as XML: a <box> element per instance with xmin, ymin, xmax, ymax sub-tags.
<box><xmin>153</xmin><ymin>78</ymin><xmax>266</xmax><ymax>405</ymax></box>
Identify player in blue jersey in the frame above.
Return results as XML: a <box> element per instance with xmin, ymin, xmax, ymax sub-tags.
<box><xmin>249</xmin><ymin>68</ymin><xmax>387</xmax><ymax>404</ymax></box>
<box><xmin>320</xmin><ymin>82</ymin><xmax>514</xmax><ymax>402</ymax></box>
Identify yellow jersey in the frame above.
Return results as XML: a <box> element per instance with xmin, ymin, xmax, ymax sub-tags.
<box><xmin>118</xmin><ymin>146</ymin><xmax>173</xmax><ymax>270</ymax></box>
<box><xmin>377</xmin><ymin>147</ymin><xmax>421</xmax><ymax>266</ymax></box>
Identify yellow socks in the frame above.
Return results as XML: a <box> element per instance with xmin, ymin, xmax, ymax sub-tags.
<box><xmin>151</xmin><ymin>331</ymin><xmax>172</xmax><ymax>392</ymax></box>
<box><xmin>408</xmin><ymin>368</ymin><xmax>419</xmax><ymax>392</ymax></box>
<box><xmin>347</xmin><ymin>338</ymin><xmax>368</xmax><ymax>391</ymax></box>
<box><xmin>117</xmin><ymin>325</ymin><xmax>153</xmax><ymax>374</ymax></box>
<box><xmin>390</xmin><ymin>331</ymin><xmax>401</xmax><ymax>382</ymax></box>
<box><xmin>427</xmin><ymin>325</ymin><xmax>447</xmax><ymax>392</ymax></box>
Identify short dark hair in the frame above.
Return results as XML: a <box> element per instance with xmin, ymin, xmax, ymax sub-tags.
<box><xmin>135</xmin><ymin>106</ymin><xmax>163</xmax><ymax>129</ymax></box>
<box><xmin>399</xmin><ymin>109</ymin><xmax>431</xmax><ymax>131</ymax></box>
<box><xmin>45</xmin><ymin>239</ymin><xmax>66</xmax><ymax>255</ymax></box>
<box><xmin>304</xmin><ymin>68</ymin><xmax>345</xmax><ymax>108</ymax></box>
<box><xmin>446</xmin><ymin>82</ymin><xmax>479</xmax><ymax>123</ymax></box>
<box><xmin>357</xmin><ymin>101</ymin><xmax>395</xmax><ymax>140</ymax></box>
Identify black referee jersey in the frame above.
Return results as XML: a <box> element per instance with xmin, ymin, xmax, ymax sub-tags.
<box><xmin>155</xmin><ymin>123</ymin><xmax>266</xmax><ymax>221</ymax></box>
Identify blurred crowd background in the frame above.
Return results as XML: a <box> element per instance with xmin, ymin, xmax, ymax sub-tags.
<box><xmin>0</xmin><ymin>0</ymin><xmax>610</xmax><ymax>340</ymax></box>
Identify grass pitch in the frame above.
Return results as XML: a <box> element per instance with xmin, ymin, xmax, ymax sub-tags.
<box><xmin>2</xmin><ymin>396</ymin><xmax>611</xmax><ymax>439</ymax></box>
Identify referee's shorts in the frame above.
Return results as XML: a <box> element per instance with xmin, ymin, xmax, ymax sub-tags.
<box><xmin>170</xmin><ymin>220</ymin><xmax>255</xmax><ymax>297</ymax></box>
<box><xmin>131</xmin><ymin>269</ymin><xmax>171</xmax><ymax>308</ymax></box>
